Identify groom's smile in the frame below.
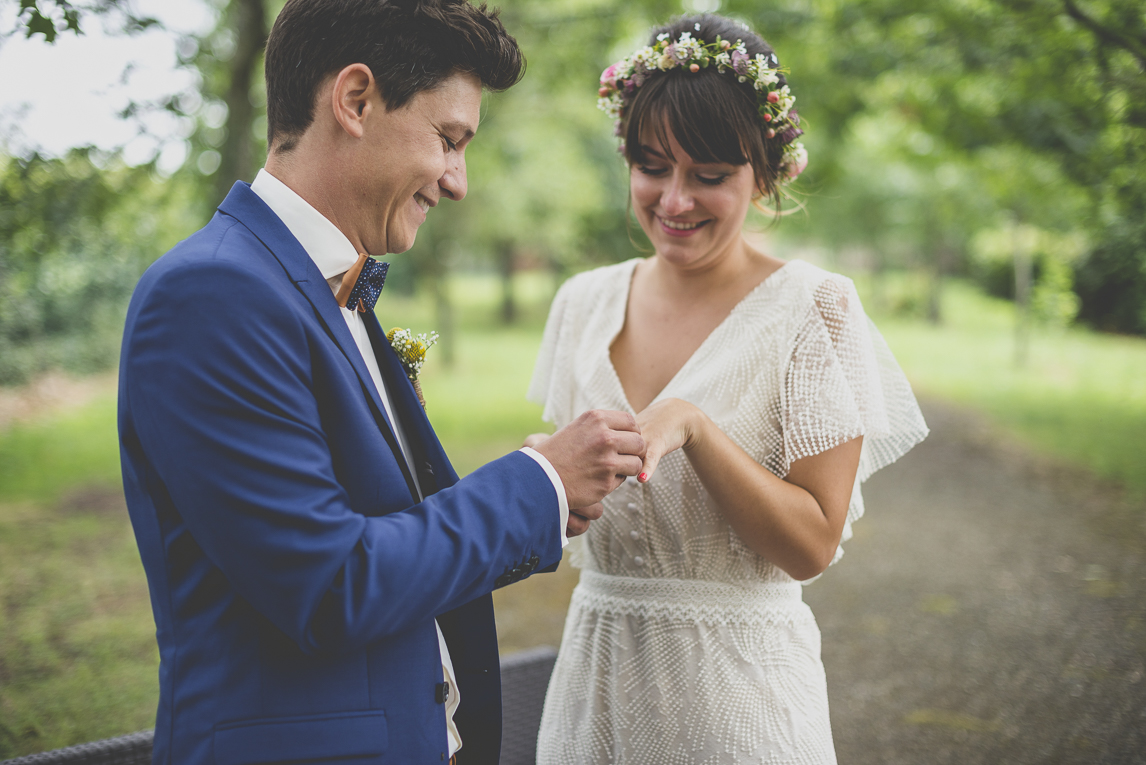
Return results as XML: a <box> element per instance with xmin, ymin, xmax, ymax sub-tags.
<box><xmin>358</xmin><ymin>71</ymin><xmax>480</xmax><ymax>255</ymax></box>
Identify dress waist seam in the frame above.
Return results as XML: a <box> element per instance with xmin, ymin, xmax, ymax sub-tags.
<box><xmin>574</xmin><ymin>570</ymin><xmax>805</xmax><ymax>625</ymax></box>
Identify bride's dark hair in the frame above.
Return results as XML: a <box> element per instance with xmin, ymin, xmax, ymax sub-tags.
<box><xmin>622</xmin><ymin>14</ymin><xmax>791</xmax><ymax>213</ymax></box>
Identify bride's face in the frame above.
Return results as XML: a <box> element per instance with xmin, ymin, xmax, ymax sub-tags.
<box><xmin>629</xmin><ymin>124</ymin><xmax>757</xmax><ymax>271</ymax></box>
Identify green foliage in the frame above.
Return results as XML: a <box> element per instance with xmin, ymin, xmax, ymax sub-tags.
<box><xmin>782</xmin><ymin>0</ymin><xmax>1146</xmax><ymax>332</ymax></box>
<box><xmin>970</xmin><ymin>222</ymin><xmax>1085</xmax><ymax>326</ymax></box>
<box><xmin>1073</xmin><ymin>217</ymin><xmax>1146</xmax><ymax>334</ymax></box>
<box><xmin>5</xmin><ymin>0</ymin><xmax>160</xmax><ymax>42</ymax></box>
<box><xmin>0</xmin><ymin>151</ymin><xmax>198</xmax><ymax>384</ymax></box>
<box><xmin>12</xmin><ymin>0</ymin><xmax>81</xmax><ymax>42</ymax></box>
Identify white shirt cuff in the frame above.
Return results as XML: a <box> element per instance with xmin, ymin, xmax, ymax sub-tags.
<box><xmin>519</xmin><ymin>446</ymin><xmax>569</xmax><ymax>548</ymax></box>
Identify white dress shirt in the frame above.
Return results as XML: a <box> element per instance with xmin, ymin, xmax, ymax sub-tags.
<box><xmin>250</xmin><ymin>169</ymin><xmax>568</xmax><ymax>756</ymax></box>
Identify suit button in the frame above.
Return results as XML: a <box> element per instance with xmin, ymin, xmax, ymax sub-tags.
<box><xmin>634</xmin><ymin>556</ymin><xmax>645</xmax><ymax>566</ymax></box>
<box><xmin>630</xmin><ymin>530</ymin><xmax>640</xmax><ymax>540</ymax></box>
<box><xmin>627</xmin><ymin>503</ymin><xmax>637</xmax><ymax>512</ymax></box>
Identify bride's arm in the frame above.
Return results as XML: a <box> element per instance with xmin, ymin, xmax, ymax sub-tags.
<box><xmin>638</xmin><ymin>399</ymin><xmax>862</xmax><ymax>581</ymax></box>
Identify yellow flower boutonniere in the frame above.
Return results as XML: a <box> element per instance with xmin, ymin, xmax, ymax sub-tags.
<box><xmin>386</xmin><ymin>327</ymin><xmax>439</xmax><ymax>408</ymax></box>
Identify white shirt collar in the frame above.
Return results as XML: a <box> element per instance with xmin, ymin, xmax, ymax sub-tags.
<box><xmin>250</xmin><ymin>168</ymin><xmax>360</xmax><ymax>281</ymax></box>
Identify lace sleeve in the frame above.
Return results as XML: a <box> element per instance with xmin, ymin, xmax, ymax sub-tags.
<box><xmin>527</xmin><ymin>279</ymin><xmax>575</xmax><ymax>427</ymax></box>
<box><xmin>779</xmin><ymin>274</ymin><xmax>928</xmax><ymax>569</ymax></box>
<box><xmin>779</xmin><ymin>274</ymin><xmax>926</xmax><ymax>476</ymax></box>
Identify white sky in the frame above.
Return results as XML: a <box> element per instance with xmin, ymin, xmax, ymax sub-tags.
<box><xmin>0</xmin><ymin>1</ymin><xmax>215</xmax><ymax>173</ymax></box>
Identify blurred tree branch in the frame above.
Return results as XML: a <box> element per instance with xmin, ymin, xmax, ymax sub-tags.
<box><xmin>1061</xmin><ymin>0</ymin><xmax>1146</xmax><ymax>69</ymax></box>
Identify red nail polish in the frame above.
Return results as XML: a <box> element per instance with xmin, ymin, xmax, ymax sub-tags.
<box><xmin>639</xmin><ymin>472</ymin><xmax>649</xmax><ymax>482</ymax></box>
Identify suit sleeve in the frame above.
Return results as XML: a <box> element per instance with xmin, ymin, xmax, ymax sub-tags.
<box><xmin>124</xmin><ymin>257</ymin><xmax>563</xmax><ymax>655</ymax></box>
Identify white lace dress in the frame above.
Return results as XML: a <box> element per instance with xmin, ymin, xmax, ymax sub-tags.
<box><xmin>528</xmin><ymin>258</ymin><xmax>928</xmax><ymax>765</ymax></box>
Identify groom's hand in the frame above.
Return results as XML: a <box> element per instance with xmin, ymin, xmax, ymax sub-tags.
<box><xmin>534</xmin><ymin>410</ymin><xmax>645</xmax><ymax>510</ymax></box>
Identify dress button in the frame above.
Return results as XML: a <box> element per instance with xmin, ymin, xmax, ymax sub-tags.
<box><xmin>629</xmin><ymin>530</ymin><xmax>640</xmax><ymax>540</ymax></box>
<box><xmin>634</xmin><ymin>556</ymin><xmax>645</xmax><ymax>566</ymax></box>
<box><xmin>626</xmin><ymin>503</ymin><xmax>637</xmax><ymax>512</ymax></box>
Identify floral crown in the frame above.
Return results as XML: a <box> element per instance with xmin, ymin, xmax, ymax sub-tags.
<box><xmin>597</xmin><ymin>29</ymin><xmax>808</xmax><ymax>184</ymax></box>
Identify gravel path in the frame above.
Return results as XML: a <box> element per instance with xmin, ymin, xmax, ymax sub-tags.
<box><xmin>805</xmin><ymin>399</ymin><xmax>1146</xmax><ymax>764</ymax></box>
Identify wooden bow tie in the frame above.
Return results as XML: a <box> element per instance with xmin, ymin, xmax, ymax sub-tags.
<box><xmin>335</xmin><ymin>252</ymin><xmax>390</xmax><ymax>313</ymax></box>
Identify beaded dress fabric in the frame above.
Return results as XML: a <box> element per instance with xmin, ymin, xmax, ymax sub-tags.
<box><xmin>529</xmin><ymin>259</ymin><xmax>928</xmax><ymax>765</ymax></box>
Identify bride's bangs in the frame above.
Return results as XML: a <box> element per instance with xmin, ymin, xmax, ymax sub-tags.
<box><xmin>624</xmin><ymin>71</ymin><xmax>755</xmax><ymax>170</ymax></box>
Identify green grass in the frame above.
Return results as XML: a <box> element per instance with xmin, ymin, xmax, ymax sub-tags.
<box><xmin>0</xmin><ymin>396</ymin><xmax>121</xmax><ymax>505</ymax></box>
<box><xmin>2</xmin><ymin>268</ymin><xmax>1144</xmax><ymax>757</ymax></box>
<box><xmin>0</xmin><ymin>499</ymin><xmax>158</xmax><ymax>757</ymax></box>
<box><xmin>858</xmin><ymin>274</ymin><xmax>1146</xmax><ymax>496</ymax></box>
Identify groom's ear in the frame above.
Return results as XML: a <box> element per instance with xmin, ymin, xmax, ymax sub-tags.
<box><xmin>330</xmin><ymin>63</ymin><xmax>378</xmax><ymax>140</ymax></box>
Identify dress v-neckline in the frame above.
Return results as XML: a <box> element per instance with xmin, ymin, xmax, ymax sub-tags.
<box><xmin>604</xmin><ymin>257</ymin><xmax>800</xmax><ymax>414</ymax></box>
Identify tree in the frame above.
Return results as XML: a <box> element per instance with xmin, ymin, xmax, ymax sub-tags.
<box><xmin>800</xmin><ymin>0</ymin><xmax>1146</xmax><ymax>333</ymax></box>
<box><xmin>188</xmin><ymin>0</ymin><xmax>270</xmax><ymax>206</ymax></box>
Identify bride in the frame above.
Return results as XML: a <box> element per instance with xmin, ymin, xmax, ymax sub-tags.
<box><xmin>526</xmin><ymin>13</ymin><xmax>929</xmax><ymax>764</ymax></box>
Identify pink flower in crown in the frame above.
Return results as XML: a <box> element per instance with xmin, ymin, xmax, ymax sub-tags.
<box><xmin>731</xmin><ymin>50</ymin><xmax>750</xmax><ymax>76</ymax></box>
<box><xmin>601</xmin><ymin>63</ymin><xmax>620</xmax><ymax>85</ymax></box>
<box><xmin>784</xmin><ymin>145</ymin><xmax>809</xmax><ymax>179</ymax></box>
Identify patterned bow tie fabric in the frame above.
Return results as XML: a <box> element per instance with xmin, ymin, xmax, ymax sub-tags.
<box><xmin>337</xmin><ymin>254</ymin><xmax>390</xmax><ymax>313</ymax></box>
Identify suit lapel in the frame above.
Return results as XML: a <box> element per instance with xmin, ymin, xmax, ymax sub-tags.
<box><xmin>217</xmin><ymin>182</ymin><xmax>419</xmax><ymax>499</ymax></box>
<box><xmin>362</xmin><ymin>311</ymin><xmax>459</xmax><ymax>494</ymax></box>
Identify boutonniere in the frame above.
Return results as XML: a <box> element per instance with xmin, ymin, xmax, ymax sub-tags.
<box><xmin>386</xmin><ymin>327</ymin><xmax>439</xmax><ymax>408</ymax></box>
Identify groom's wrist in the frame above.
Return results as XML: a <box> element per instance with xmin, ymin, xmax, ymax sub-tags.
<box><xmin>518</xmin><ymin>447</ymin><xmax>570</xmax><ymax>548</ymax></box>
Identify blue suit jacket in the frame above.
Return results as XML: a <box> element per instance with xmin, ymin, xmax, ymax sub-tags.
<box><xmin>118</xmin><ymin>182</ymin><xmax>564</xmax><ymax>765</ymax></box>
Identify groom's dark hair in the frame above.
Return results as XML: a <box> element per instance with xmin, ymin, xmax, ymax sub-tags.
<box><xmin>265</xmin><ymin>0</ymin><xmax>524</xmax><ymax>152</ymax></box>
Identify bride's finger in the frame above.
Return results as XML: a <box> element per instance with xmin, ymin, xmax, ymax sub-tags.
<box><xmin>523</xmin><ymin>432</ymin><xmax>551</xmax><ymax>449</ymax></box>
<box><xmin>637</xmin><ymin>443</ymin><xmax>664</xmax><ymax>483</ymax></box>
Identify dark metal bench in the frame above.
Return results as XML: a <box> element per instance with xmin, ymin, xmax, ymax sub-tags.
<box><xmin>2</xmin><ymin>646</ymin><xmax>557</xmax><ymax>765</ymax></box>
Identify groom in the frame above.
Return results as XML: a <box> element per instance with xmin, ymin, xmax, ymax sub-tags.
<box><xmin>118</xmin><ymin>1</ymin><xmax>644</xmax><ymax>763</ymax></box>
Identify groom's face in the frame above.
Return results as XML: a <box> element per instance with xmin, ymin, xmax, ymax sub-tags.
<box><xmin>358</xmin><ymin>71</ymin><xmax>482</xmax><ymax>254</ymax></box>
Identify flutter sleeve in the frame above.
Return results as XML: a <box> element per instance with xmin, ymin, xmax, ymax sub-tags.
<box><xmin>778</xmin><ymin>273</ymin><xmax>928</xmax><ymax>564</ymax></box>
<box><xmin>527</xmin><ymin>278</ymin><xmax>577</xmax><ymax>428</ymax></box>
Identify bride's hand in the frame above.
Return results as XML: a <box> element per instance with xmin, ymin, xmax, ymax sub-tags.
<box><xmin>523</xmin><ymin>432</ymin><xmax>550</xmax><ymax>449</ymax></box>
<box><xmin>636</xmin><ymin>398</ymin><xmax>703</xmax><ymax>483</ymax></box>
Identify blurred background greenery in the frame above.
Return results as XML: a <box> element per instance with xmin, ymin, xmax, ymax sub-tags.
<box><xmin>1</xmin><ymin>0</ymin><xmax>1144</xmax><ymax>757</ymax></box>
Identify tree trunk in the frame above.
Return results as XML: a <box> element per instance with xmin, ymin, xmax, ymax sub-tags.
<box><xmin>215</xmin><ymin>0</ymin><xmax>268</xmax><ymax>204</ymax></box>
<box><xmin>927</xmin><ymin>244</ymin><xmax>954</xmax><ymax>325</ymax></box>
<box><xmin>1013</xmin><ymin>223</ymin><xmax>1032</xmax><ymax>367</ymax></box>
<box><xmin>498</xmin><ymin>243</ymin><xmax>516</xmax><ymax>325</ymax></box>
